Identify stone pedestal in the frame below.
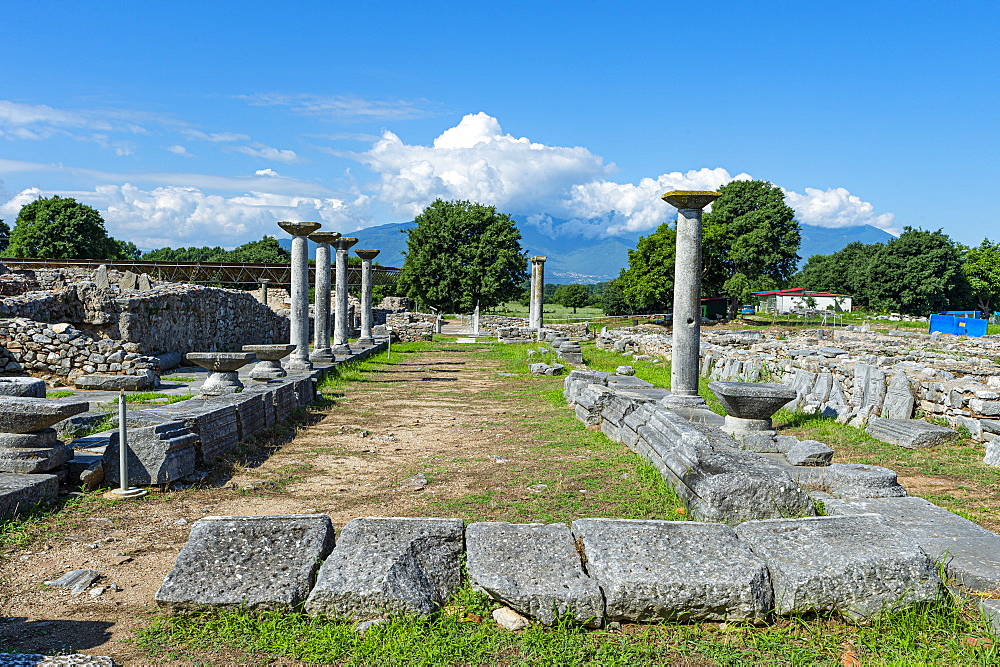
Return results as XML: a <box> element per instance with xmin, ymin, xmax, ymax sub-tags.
<box><xmin>708</xmin><ymin>381</ymin><xmax>797</xmax><ymax>443</ymax></box>
<box><xmin>278</xmin><ymin>221</ymin><xmax>322</xmax><ymax>371</ymax></box>
<box><xmin>309</xmin><ymin>232</ymin><xmax>342</xmax><ymax>361</ymax></box>
<box><xmin>258</xmin><ymin>279</ymin><xmax>270</xmax><ymax>306</ymax></box>
<box><xmin>529</xmin><ymin>256</ymin><xmax>546</xmax><ymax>330</ymax></box>
<box><xmin>355</xmin><ymin>249</ymin><xmax>380</xmax><ymax>345</ymax></box>
<box><xmin>0</xmin><ymin>397</ymin><xmax>89</xmax><ymax>473</ymax></box>
<box><xmin>186</xmin><ymin>352</ymin><xmax>256</xmax><ymax>395</ymax></box>
<box><xmin>332</xmin><ymin>237</ymin><xmax>359</xmax><ymax>355</ymax></box>
<box><xmin>243</xmin><ymin>344</ymin><xmax>296</xmax><ymax>380</ymax></box>
<box><xmin>660</xmin><ymin>191</ymin><xmax>719</xmax><ymax>409</ymax></box>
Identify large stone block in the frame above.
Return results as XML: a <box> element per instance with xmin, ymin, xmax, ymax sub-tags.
<box><xmin>881</xmin><ymin>372</ymin><xmax>915</xmax><ymax>420</ymax></box>
<box><xmin>305</xmin><ymin>517</ymin><xmax>464</xmax><ymax>619</ymax></box>
<box><xmin>572</xmin><ymin>518</ymin><xmax>771</xmax><ymax>622</ymax></box>
<box><xmin>0</xmin><ymin>472</ymin><xmax>58</xmax><ymax>517</ymax></box>
<box><xmin>466</xmin><ymin>522</ymin><xmax>603</xmax><ymax>626</ymax></box>
<box><xmin>824</xmin><ymin>496</ymin><xmax>1000</xmax><ymax>592</ymax></box>
<box><xmin>736</xmin><ymin>515</ymin><xmax>941</xmax><ymax>619</ymax></box>
<box><xmin>155</xmin><ymin>514</ymin><xmax>334</xmax><ymax>612</ymax></box>
<box><xmin>785</xmin><ymin>463</ymin><xmax>907</xmax><ymax>498</ymax></box>
<box><xmin>103</xmin><ymin>421</ymin><xmax>197</xmax><ymax>486</ymax></box>
<box><xmin>0</xmin><ymin>377</ymin><xmax>46</xmax><ymax>398</ymax></box>
<box><xmin>866</xmin><ymin>417</ymin><xmax>958</xmax><ymax>449</ymax></box>
<box><xmin>74</xmin><ymin>374</ymin><xmax>155</xmax><ymax>391</ymax></box>
<box><xmin>0</xmin><ymin>397</ymin><xmax>89</xmax><ymax>433</ymax></box>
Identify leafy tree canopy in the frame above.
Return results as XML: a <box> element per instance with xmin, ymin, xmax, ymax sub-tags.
<box><xmin>791</xmin><ymin>241</ymin><xmax>877</xmax><ymax>300</ymax></box>
<box><xmin>863</xmin><ymin>227</ymin><xmax>970</xmax><ymax>314</ymax></box>
<box><xmin>0</xmin><ymin>219</ymin><xmax>9</xmax><ymax>253</ymax></box>
<box><xmin>396</xmin><ymin>199</ymin><xmax>528</xmax><ymax>312</ymax></box>
<box><xmin>553</xmin><ymin>283</ymin><xmax>590</xmax><ymax>313</ymax></box>
<box><xmin>4</xmin><ymin>195</ymin><xmax>124</xmax><ymax>259</ymax></box>
<box><xmin>142</xmin><ymin>245</ymin><xmax>226</xmax><ymax>262</ymax></box>
<box><xmin>963</xmin><ymin>239</ymin><xmax>1000</xmax><ymax>314</ymax></box>
<box><xmin>615</xmin><ymin>222</ymin><xmax>676</xmax><ymax>313</ymax></box>
<box><xmin>702</xmin><ymin>180</ymin><xmax>801</xmax><ymax>313</ymax></box>
<box><xmin>220</xmin><ymin>235</ymin><xmax>291</xmax><ymax>264</ymax></box>
<box><xmin>601</xmin><ymin>280</ymin><xmax>630</xmax><ymax>316</ymax></box>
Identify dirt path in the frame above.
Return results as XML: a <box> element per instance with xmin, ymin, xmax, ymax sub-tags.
<box><xmin>0</xmin><ymin>343</ymin><xmax>609</xmax><ymax>664</ymax></box>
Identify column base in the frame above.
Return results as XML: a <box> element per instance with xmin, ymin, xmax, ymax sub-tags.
<box><xmin>333</xmin><ymin>344</ymin><xmax>353</xmax><ymax>356</ymax></box>
<box><xmin>286</xmin><ymin>357</ymin><xmax>314</xmax><ymax>371</ymax></box>
<box><xmin>356</xmin><ymin>337</ymin><xmax>375</xmax><ymax>346</ymax></box>
<box><xmin>310</xmin><ymin>348</ymin><xmax>335</xmax><ymax>362</ymax></box>
<box><xmin>661</xmin><ymin>394</ymin><xmax>708</xmax><ymax>409</ymax></box>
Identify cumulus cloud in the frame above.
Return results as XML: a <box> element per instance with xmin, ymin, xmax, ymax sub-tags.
<box><xmin>783</xmin><ymin>186</ymin><xmax>898</xmax><ymax>234</ymax></box>
<box><xmin>361</xmin><ymin>112</ymin><xmax>613</xmax><ymax>218</ymax></box>
<box><xmin>167</xmin><ymin>144</ymin><xmax>193</xmax><ymax>157</ymax></box>
<box><xmin>233</xmin><ymin>143</ymin><xmax>300</xmax><ymax>163</ymax></box>
<box><xmin>0</xmin><ymin>183</ymin><xmax>364</xmax><ymax>250</ymax></box>
<box><xmin>255</xmin><ymin>168</ymin><xmax>280</xmax><ymax>176</ymax></box>
<box><xmin>356</xmin><ymin>112</ymin><xmax>897</xmax><ymax>238</ymax></box>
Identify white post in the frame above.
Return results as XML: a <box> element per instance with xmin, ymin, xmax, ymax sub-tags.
<box><xmin>118</xmin><ymin>391</ymin><xmax>127</xmax><ymax>492</ymax></box>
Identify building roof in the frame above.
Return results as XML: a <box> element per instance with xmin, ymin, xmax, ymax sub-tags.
<box><xmin>753</xmin><ymin>288</ymin><xmax>852</xmax><ymax>298</ymax></box>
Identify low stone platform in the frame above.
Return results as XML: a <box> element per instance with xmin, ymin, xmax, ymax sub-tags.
<box><xmin>866</xmin><ymin>417</ymin><xmax>959</xmax><ymax>449</ymax></box>
<box><xmin>824</xmin><ymin>496</ymin><xmax>1000</xmax><ymax>592</ymax></box>
<box><xmin>74</xmin><ymin>374</ymin><xmax>156</xmax><ymax>391</ymax></box>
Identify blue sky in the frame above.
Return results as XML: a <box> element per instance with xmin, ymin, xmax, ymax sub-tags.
<box><xmin>0</xmin><ymin>0</ymin><xmax>996</xmax><ymax>251</ymax></box>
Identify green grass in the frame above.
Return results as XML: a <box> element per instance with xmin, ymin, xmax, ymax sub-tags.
<box><xmin>123</xmin><ymin>391</ymin><xmax>193</xmax><ymax>405</ymax></box>
<box><xmin>135</xmin><ymin>591</ymin><xmax>998</xmax><ymax>666</ymax></box>
<box><xmin>487</xmin><ymin>301</ymin><xmax>606</xmax><ymax>322</ymax></box>
<box><xmin>0</xmin><ymin>492</ymin><xmax>109</xmax><ymax>549</ymax></box>
<box><xmin>160</xmin><ymin>375</ymin><xmax>197</xmax><ymax>382</ymax></box>
<box><xmin>45</xmin><ymin>390</ymin><xmax>75</xmax><ymax>398</ymax></box>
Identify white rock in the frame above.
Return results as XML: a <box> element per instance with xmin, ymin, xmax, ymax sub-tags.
<box><xmin>493</xmin><ymin>606</ymin><xmax>530</xmax><ymax>630</ymax></box>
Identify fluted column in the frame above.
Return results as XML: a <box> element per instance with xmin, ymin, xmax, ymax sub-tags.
<box><xmin>529</xmin><ymin>256</ymin><xmax>546</xmax><ymax>330</ymax></box>
<box><xmin>355</xmin><ymin>248</ymin><xmax>380</xmax><ymax>345</ymax></box>
<box><xmin>332</xmin><ymin>237</ymin><xmax>359</xmax><ymax>355</ymax></box>
<box><xmin>659</xmin><ymin>191</ymin><xmax>719</xmax><ymax>408</ymax></box>
<box><xmin>309</xmin><ymin>231</ymin><xmax>342</xmax><ymax>361</ymax></box>
<box><xmin>277</xmin><ymin>220</ymin><xmax>321</xmax><ymax>371</ymax></box>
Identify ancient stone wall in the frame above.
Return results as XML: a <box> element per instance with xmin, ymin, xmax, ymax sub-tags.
<box><xmin>385</xmin><ymin>312</ymin><xmax>436</xmax><ymax>342</ymax></box>
<box><xmin>480</xmin><ymin>315</ymin><xmax>590</xmax><ymax>338</ymax></box>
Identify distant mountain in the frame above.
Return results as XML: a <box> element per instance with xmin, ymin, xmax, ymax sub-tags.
<box><xmin>279</xmin><ymin>218</ymin><xmax>895</xmax><ymax>284</ymax></box>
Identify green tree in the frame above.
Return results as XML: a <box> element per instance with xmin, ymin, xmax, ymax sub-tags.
<box><xmin>396</xmin><ymin>199</ymin><xmax>528</xmax><ymax>312</ymax></box>
<box><xmin>962</xmin><ymin>239</ymin><xmax>1000</xmax><ymax>315</ymax></box>
<box><xmin>791</xmin><ymin>241</ymin><xmax>877</xmax><ymax>304</ymax></box>
<box><xmin>615</xmin><ymin>222</ymin><xmax>676</xmax><ymax>313</ymax></box>
<box><xmin>219</xmin><ymin>235</ymin><xmax>291</xmax><ymax>264</ymax></box>
<box><xmin>5</xmin><ymin>195</ymin><xmax>122</xmax><ymax>259</ymax></box>
<box><xmin>601</xmin><ymin>280</ymin><xmax>630</xmax><ymax>316</ymax></box>
<box><xmin>142</xmin><ymin>246</ymin><xmax>226</xmax><ymax>262</ymax></box>
<box><xmin>0</xmin><ymin>219</ymin><xmax>9</xmax><ymax>253</ymax></box>
<box><xmin>863</xmin><ymin>227</ymin><xmax>970</xmax><ymax>314</ymax></box>
<box><xmin>117</xmin><ymin>240</ymin><xmax>142</xmax><ymax>260</ymax></box>
<box><xmin>702</xmin><ymin>180</ymin><xmax>801</xmax><ymax>316</ymax></box>
<box><xmin>553</xmin><ymin>283</ymin><xmax>590</xmax><ymax>313</ymax></box>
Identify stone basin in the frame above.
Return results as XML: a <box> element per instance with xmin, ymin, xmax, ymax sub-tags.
<box><xmin>241</xmin><ymin>344</ymin><xmax>296</xmax><ymax>362</ymax></box>
<box><xmin>277</xmin><ymin>221</ymin><xmax>321</xmax><ymax>236</ymax></box>
<box><xmin>708</xmin><ymin>381</ymin><xmax>797</xmax><ymax>420</ymax></box>
<box><xmin>0</xmin><ymin>397</ymin><xmax>90</xmax><ymax>434</ymax></box>
<box><xmin>186</xmin><ymin>352</ymin><xmax>256</xmax><ymax>372</ymax></box>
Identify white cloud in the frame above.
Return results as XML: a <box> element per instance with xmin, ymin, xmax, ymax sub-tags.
<box><xmin>167</xmin><ymin>144</ymin><xmax>193</xmax><ymax>157</ymax></box>
<box><xmin>0</xmin><ymin>99</ymin><xmax>176</xmax><ymax>141</ymax></box>
<box><xmin>181</xmin><ymin>129</ymin><xmax>251</xmax><ymax>142</ymax></box>
<box><xmin>255</xmin><ymin>168</ymin><xmax>280</xmax><ymax>176</ymax></box>
<box><xmin>233</xmin><ymin>143</ymin><xmax>300</xmax><ymax>163</ymax></box>
<box><xmin>0</xmin><ymin>182</ymin><xmax>365</xmax><ymax>250</ymax></box>
<box><xmin>361</xmin><ymin>112</ymin><xmax>613</xmax><ymax>218</ymax></box>
<box><xmin>356</xmin><ymin>112</ymin><xmax>897</xmax><ymax>237</ymax></box>
<box><xmin>783</xmin><ymin>187</ymin><xmax>898</xmax><ymax>234</ymax></box>
<box><xmin>239</xmin><ymin>93</ymin><xmax>437</xmax><ymax>120</ymax></box>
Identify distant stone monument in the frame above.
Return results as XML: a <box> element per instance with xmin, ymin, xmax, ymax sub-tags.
<box><xmin>660</xmin><ymin>191</ymin><xmax>719</xmax><ymax>408</ymax></box>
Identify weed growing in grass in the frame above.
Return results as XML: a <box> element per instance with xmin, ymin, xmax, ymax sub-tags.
<box><xmin>45</xmin><ymin>390</ymin><xmax>74</xmax><ymax>399</ymax></box>
<box><xmin>0</xmin><ymin>492</ymin><xmax>106</xmax><ymax>549</ymax></box>
<box><xmin>124</xmin><ymin>391</ymin><xmax>193</xmax><ymax>405</ymax></box>
<box><xmin>71</xmin><ymin>414</ymin><xmax>116</xmax><ymax>438</ymax></box>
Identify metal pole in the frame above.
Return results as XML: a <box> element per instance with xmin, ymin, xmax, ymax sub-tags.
<box><xmin>118</xmin><ymin>390</ymin><xmax>128</xmax><ymax>492</ymax></box>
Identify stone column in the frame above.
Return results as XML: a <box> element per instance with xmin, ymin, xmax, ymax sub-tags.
<box><xmin>529</xmin><ymin>256</ymin><xmax>546</xmax><ymax>329</ymax></box>
<box><xmin>355</xmin><ymin>248</ymin><xmax>380</xmax><ymax>345</ymax></box>
<box><xmin>308</xmin><ymin>231</ymin><xmax>342</xmax><ymax>361</ymax></box>
<box><xmin>473</xmin><ymin>303</ymin><xmax>480</xmax><ymax>335</ymax></box>
<box><xmin>258</xmin><ymin>279</ymin><xmax>270</xmax><ymax>306</ymax></box>
<box><xmin>277</xmin><ymin>221</ymin><xmax>321</xmax><ymax>371</ymax></box>
<box><xmin>660</xmin><ymin>191</ymin><xmax>719</xmax><ymax>408</ymax></box>
<box><xmin>332</xmin><ymin>237</ymin><xmax>359</xmax><ymax>355</ymax></box>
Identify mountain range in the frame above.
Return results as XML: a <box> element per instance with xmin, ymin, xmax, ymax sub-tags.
<box><xmin>282</xmin><ymin>217</ymin><xmax>895</xmax><ymax>283</ymax></box>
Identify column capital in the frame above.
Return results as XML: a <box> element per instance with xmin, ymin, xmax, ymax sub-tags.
<box><xmin>354</xmin><ymin>248</ymin><xmax>380</xmax><ymax>261</ymax></box>
<box><xmin>277</xmin><ymin>221</ymin><xmax>321</xmax><ymax>236</ymax></box>
<box><xmin>309</xmin><ymin>231</ymin><xmax>342</xmax><ymax>244</ymax></box>
<box><xmin>332</xmin><ymin>237</ymin><xmax>359</xmax><ymax>251</ymax></box>
<box><xmin>531</xmin><ymin>255</ymin><xmax>547</xmax><ymax>264</ymax></box>
<box><xmin>660</xmin><ymin>191</ymin><xmax>720</xmax><ymax>211</ymax></box>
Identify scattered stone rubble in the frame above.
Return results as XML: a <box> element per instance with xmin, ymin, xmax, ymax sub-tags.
<box><xmin>597</xmin><ymin>325</ymin><xmax>1000</xmax><ymax>466</ymax></box>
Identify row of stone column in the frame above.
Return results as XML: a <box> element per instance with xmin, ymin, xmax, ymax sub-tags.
<box><xmin>277</xmin><ymin>221</ymin><xmax>380</xmax><ymax>371</ymax></box>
